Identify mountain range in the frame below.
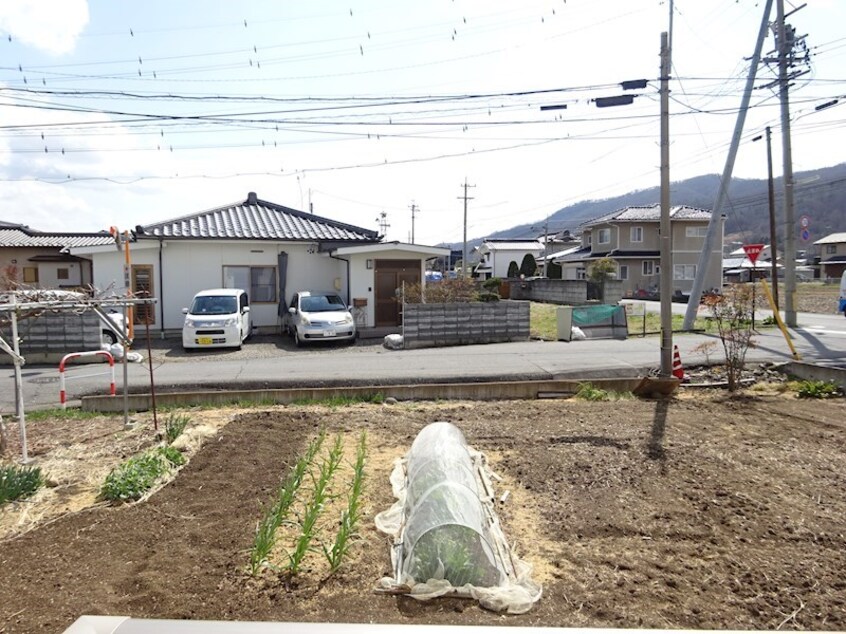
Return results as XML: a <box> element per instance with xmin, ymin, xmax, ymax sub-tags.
<box><xmin>447</xmin><ymin>162</ymin><xmax>846</xmax><ymax>252</ymax></box>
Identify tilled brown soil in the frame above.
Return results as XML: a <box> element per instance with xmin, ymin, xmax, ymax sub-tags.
<box><xmin>1</xmin><ymin>393</ymin><xmax>845</xmax><ymax>632</ymax></box>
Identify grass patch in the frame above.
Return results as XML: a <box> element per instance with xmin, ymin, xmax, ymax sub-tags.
<box><xmin>100</xmin><ymin>445</ymin><xmax>185</xmax><ymax>502</ymax></box>
<box><xmin>530</xmin><ymin>301</ymin><xmax>714</xmax><ymax>340</ymax></box>
<box><xmin>289</xmin><ymin>394</ymin><xmax>385</xmax><ymax>407</ymax></box>
<box><xmin>0</xmin><ymin>464</ymin><xmax>43</xmax><ymax>505</ymax></box>
<box><xmin>574</xmin><ymin>382</ymin><xmax>633</xmax><ymax>401</ymax></box>
<box><xmin>24</xmin><ymin>408</ymin><xmax>104</xmax><ymax>422</ymax></box>
<box><xmin>794</xmin><ymin>379</ymin><xmax>842</xmax><ymax>399</ymax></box>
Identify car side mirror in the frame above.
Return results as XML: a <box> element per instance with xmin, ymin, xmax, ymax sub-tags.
<box><xmin>242</xmin><ymin>306</ymin><xmax>250</xmax><ymax>313</ymax></box>
<box><xmin>181</xmin><ymin>307</ymin><xmax>188</xmax><ymax>314</ymax></box>
<box><xmin>288</xmin><ymin>307</ymin><xmax>296</xmax><ymax>315</ymax></box>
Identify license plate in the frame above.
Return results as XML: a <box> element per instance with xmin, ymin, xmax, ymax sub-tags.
<box><xmin>197</xmin><ymin>337</ymin><xmax>213</xmax><ymax>345</ymax></box>
<box><xmin>323</xmin><ymin>330</ymin><xmax>336</xmax><ymax>337</ymax></box>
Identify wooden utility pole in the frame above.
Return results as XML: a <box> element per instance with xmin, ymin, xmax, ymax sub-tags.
<box><xmin>458</xmin><ymin>179</ymin><xmax>475</xmax><ymax>277</ymax></box>
<box><xmin>765</xmin><ymin>126</ymin><xmax>780</xmax><ymax>309</ymax></box>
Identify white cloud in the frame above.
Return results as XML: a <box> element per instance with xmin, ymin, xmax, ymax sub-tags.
<box><xmin>0</xmin><ymin>0</ymin><xmax>89</xmax><ymax>55</ymax></box>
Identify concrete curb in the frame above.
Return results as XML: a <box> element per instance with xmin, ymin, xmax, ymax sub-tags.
<box><xmin>80</xmin><ymin>377</ymin><xmax>646</xmax><ymax>412</ymax></box>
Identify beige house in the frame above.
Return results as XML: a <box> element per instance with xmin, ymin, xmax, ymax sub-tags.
<box><xmin>814</xmin><ymin>232</ymin><xmax>846</xmax><ymax>280</ymax></box>
<box><xmin>555</xmin><ymin>205</ymin><xmax>724</xmax><ymax>297</ymax></box>
<box><xmin>0</xmin><ymin>221</ymin><xmax>114</xmax><ymax>291</ymax></box>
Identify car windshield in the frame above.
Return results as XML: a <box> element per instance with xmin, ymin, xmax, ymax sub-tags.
<box><xmin>300</xmin><ymin>294</ymin><xmax>346</xmax><ymax>313</ymax></box>
<box><xmin>190</xmin><ymin>296</ymin><xmax>237</xmax><ymax>315</ymax></box>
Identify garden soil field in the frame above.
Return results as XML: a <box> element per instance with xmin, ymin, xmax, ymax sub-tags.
<box><xmin>1</xmin><ymin>391</ymin><xmax>845</xmax><ymax>633</ymax></box>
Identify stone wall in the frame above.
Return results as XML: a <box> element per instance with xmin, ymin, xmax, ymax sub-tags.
<box><xmin>509</xmin><ymin>278</ymin><xmax>623</xmax><ymax>305</ymax></box>
<box><xmin>402</xmin><ymin>300</ymin><xmax>530</xmax><ymax>349</ymax></box>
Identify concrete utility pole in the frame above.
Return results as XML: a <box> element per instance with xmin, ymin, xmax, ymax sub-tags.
<box><xmin>659</xmin><ymin>31</ymin><xmax>673</xmax><ymax>378</ymax></box>
<box><xmin>776</xmin><ymin>0</ymin><xmax>798</xmax><ymax>327</ymax></box>
<box><xmin>682</xmin><ymin>0</ymin><xmax>774</xmax><ymax>331</ymax></box>
<box><xmin>458</xmin><ymin>179</ymin><xmax>475</xmax><ymax>277</ymax></box>
<box><xmin>409</xmin><ymin>202</ymin><xmax>419</xmax><ymax>244</ymax></box>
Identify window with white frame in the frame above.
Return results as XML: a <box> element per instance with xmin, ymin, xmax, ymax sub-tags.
<box><xmin>826</xmin><ymin>244</ymin><xmax>837</xmax><ymax>254</ymax></box>
<box><xmin>630</xmin><ymin>226</ymin><xmax>643</xmax><ymax>243</ymax></box>
<box><xmin>576</xmin><ymin>267</ymin><xmax>586</xmax><ymax>280</ymax></box>
<box><xmin>673</xmin><ymin>264</ymin><xmax>697</xmax><ymax>280</ymax></box>
<box><xmin>619</xmin><ymin>264</ymin><xmax>629</xmax><ymax>280</ymax></box>
<box><xmin>642</xmin><ymin>261</ymin><xmax>654</xmax><ymax>276</ymax></box>
<box><xmin>223</xmin><ymin>265</ymin><xmax>277</xmax><ymax>302</ymax></box>
<box><xmin>598</xmin><ymin>228</ymin><xmax>611</xmax><ymax>244</ymax></box>
<box><xmin>686</xmin><ymin>226</ymin><xmax>708</xmax><ymax>238</ymax></box>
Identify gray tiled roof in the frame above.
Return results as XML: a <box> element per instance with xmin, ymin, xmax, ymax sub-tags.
<box><xmin>0</xmin><ymin>221</ymin><xmax>115</xmax><ymax>248</ymax></box>
<box><xmin>136</xmin><ymin>192</ymin><xmax>379</xmax><ymax>243</ymax></box>
<box><xmin>583</xmin><ymin>204</ymin><xmax>712</xmax><ymax>226</ymax></box>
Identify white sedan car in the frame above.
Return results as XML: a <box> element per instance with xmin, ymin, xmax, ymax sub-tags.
<box><xmin>284</xmin><ymin>291</ymin><xmax>357</xmax><ymax>347</ymax></box>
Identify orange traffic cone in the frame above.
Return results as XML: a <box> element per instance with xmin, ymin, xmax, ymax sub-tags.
<box><xmin>672</xmin><ymin>345</ymin><xmax>686</xmax><ymax>381</ymax></box>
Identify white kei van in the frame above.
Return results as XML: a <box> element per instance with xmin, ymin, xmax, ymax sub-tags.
<box><xmin>182</xmin><ymin>288</ymin><xmax>251</xmax><ymax>350</ymax></box>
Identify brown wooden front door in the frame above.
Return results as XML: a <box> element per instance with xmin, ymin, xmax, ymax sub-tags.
<box><xmin>131</xmin><ymin>264</ymin><xmax>154</xmax><ymax>325</ymax></box>
<box><xmin>374</xmin><ymin>259</ymin><xmax>421</xmax><ymax>327</ymax></box>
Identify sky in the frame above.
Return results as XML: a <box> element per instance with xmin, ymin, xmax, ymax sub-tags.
<box><xmin>0</xmin><ymin>0</ymin><xmax>844</xmax><ymax>247</ymax></box>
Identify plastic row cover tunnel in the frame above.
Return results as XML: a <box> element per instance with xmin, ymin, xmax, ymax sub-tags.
<box><xmin>375</xmin><ymin>422</ymin><xmax>541</xmax><ymax>614</ymax></box>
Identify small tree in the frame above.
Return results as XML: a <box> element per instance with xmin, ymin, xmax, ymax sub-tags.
<box><xmin>519</xmin><ymin>254</ymin><xmax>538</xmax><ymax>278</ymax></box>
<box><xmin>546</xmin><ymin>261</ymin><xmax>562</xmax><ymax>279</ymax></box>
<box><xmin>701</xmin><ymin>284</ymin><xmax>756</xmax><ymax>392</ymax></box>
<box><xmin>588</xmin><ymin>257</ymin><xmax>616</xmax><ymax>301</ymax></box>
<box><xmin>507</xmin><ymin>261</ymin><xmax>520</xmax><ymax>278</ymax></box>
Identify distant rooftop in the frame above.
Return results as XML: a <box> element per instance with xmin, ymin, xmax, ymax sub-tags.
<box><xmin>0</xmin><ymin>221</ymin><xmax>114</xmax><ymax>249</ymax></box>
<box><xmin>582</xmin><ymin>204</ymin><xmax>713</xmax><ymax>227</ymax></box>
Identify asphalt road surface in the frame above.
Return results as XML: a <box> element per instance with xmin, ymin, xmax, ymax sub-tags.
<box><xmin>3</xmin><ymin>307</ymin><xmax>845</xmax><ymax>412</ymax></box>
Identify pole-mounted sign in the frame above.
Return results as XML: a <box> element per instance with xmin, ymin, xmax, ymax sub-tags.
<box><xmin>742</xmin><ymin>243</ymin><xmax>765</xmax><ymax>265</ymax></box>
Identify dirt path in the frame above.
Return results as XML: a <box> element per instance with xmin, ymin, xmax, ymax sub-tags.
<box><xmin>1</xmin><ymin>393</ymin><xmax>845</xmax><ymax>632</ymax></box>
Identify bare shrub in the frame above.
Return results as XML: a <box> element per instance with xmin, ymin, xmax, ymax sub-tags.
<box><xmin>403</xmin><ymin>278</ymin><xmax>479</xmax><ymax>304</ymax></box>
<box><xmin>701</xmin><ymin>285</ymin><xmax>756</xmax><ymax>391</ymax></box>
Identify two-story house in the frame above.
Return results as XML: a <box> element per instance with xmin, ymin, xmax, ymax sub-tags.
<box><xmin>814</xmin><ymin>233</ymin><xmax>846</xmax><ymax>280</ymax></box>
<box><xmin>554</xmin><ymin>204</ymin><xmax>724</xmax><ymax>296</ymax></box>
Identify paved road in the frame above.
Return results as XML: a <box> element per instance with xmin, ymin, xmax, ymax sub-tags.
<box><xmin>3</xmin><ymin>306</ymin><xmax>845</xmax><ymax>412</ymax></box>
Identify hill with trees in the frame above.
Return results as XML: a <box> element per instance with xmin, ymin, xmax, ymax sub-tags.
<box><xmin>447</xmin><ymin>162</ymin><xmax>846</xmax><ymax>253</ymax></box>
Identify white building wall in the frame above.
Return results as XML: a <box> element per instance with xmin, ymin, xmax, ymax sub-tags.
<box><xmin>91</xmin><ymin>240</ymin><xmax>347</xmax><ymax>332</ymax></box>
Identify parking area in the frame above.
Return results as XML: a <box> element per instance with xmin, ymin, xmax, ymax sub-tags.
<box><xmin>134</xmin><ymin>331</ymin><xmax>383</xmax><ymax>364</ymax></box>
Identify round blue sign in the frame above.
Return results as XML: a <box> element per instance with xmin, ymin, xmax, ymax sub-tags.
<box><xmin>800</xmin><ymin>229</ymin><xmax>810</xmax><ymax>242</ymax></box>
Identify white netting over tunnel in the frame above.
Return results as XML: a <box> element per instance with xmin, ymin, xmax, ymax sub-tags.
<box><xmin>375</xmin><ymin>422</ymin><xmax>542</xmax><ymax>614</ymax></box>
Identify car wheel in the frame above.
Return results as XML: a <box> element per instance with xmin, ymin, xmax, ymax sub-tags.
<box><xmin>102</xmin><ymin>330</ymin><xmax>117</xmax><ymax>345</ymax></box>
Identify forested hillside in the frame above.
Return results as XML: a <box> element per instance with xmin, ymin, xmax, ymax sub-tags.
<box><xmin>455</xmin><ymin>163</ymin><xmax>846</xmax><ymax>249</ymax></box>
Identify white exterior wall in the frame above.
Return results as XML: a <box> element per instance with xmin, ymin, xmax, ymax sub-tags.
<box><xmin>343</xmin><ymin>249</ymin><xmax>428</xmax><ymax>328</ymax></box>
<box><xmin>91</xmin><ymin>240</ymin><xmax>346</xmax><ymax>331</ymax></box>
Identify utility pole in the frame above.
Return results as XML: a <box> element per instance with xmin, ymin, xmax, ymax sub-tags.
<box><xmin>409</xmin><ymin>202</ymin><xmax>418</xmax><ymax>245</ymax></box>
<box><xmin>659</xmin><ymin>31</ymin><xmax>673</xmax><ymax>378</ymax></box>
<box><xmin>683</xmin><ymin>0</ymin><xmax>773</xmax><ymax>330</ymax></box>
<box><xmin>376</xmin><ymin>211</ymin><xmax>390</xmax><ymax>237</ymax></box>
<box><xmin>776</xmin><ymin>0</ymin><xmax>798</xmax><ymax>327</ymax></box>
<box><xmin>764</xmin><ymin>126</ymin><xmax>780</xmax><ymax>309</ymax></box>
<box><xmin>458</xmin><ymin>179</ymin><xmax>475</xmax><ymax>277</ymax></box>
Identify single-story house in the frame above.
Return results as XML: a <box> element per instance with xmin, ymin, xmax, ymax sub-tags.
<box><xmin>69</xmin><ymin>192</ymin><xmax>448</xmax><ymax>334</ymax></box>
<box><xmin>0</xmin><ymin>221</ymin><xmax>114</xmax><ymax>290</ymax></box>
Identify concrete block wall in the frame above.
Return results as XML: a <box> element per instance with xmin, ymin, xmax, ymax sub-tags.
<box><xmin>403</xmin><ymin>300</ymin><xmax>530</xmax><ymax>349</ymax></box>
<box><xmin>508</xmin><ymin>278</ymin><xmax>623</xmax><ymax>305</ymax></box>
<box><xmin>1</xmin><ymin>312</ymin><xmax>101</xmax><ymax>364</ymax></box>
